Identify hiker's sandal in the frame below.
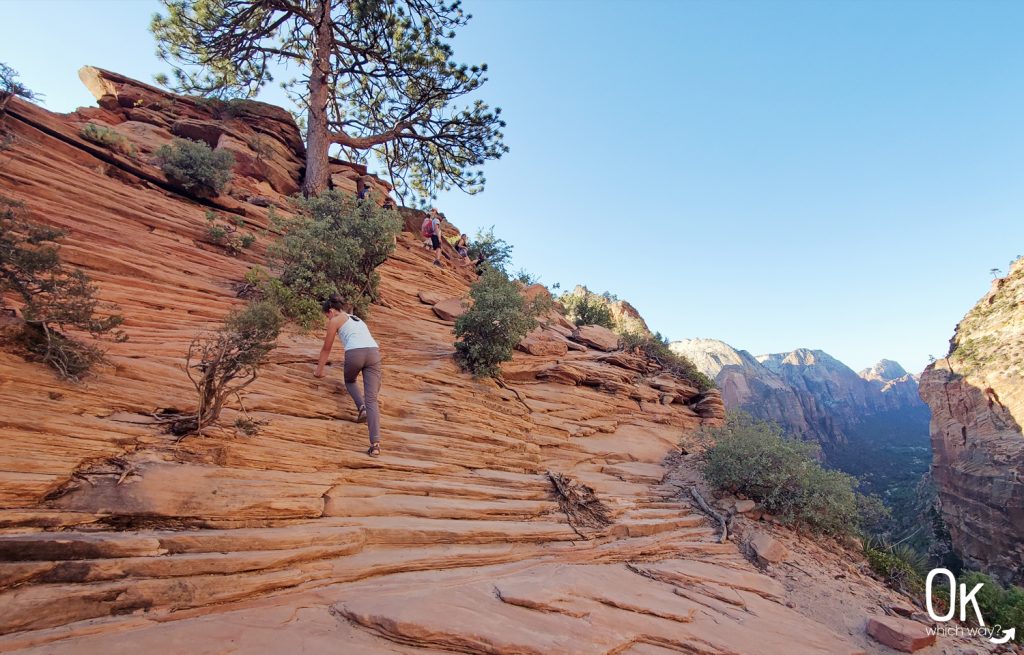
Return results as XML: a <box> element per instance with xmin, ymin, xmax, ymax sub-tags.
<box><xmin>367</xmin><ymin>443</ymin><xmax>381</xmax><ymax>457</ymax></box>
<box><xmin>356</xmin><ymin>405</ymin><xmax>367</xmax><ymax>423</ymax></box>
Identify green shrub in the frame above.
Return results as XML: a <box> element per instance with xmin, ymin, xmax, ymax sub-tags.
<box><xmin>622</xmin><ymin>329</ymin><xmax>716</xmax><ymax>392</ymax></box>
<box><xmin>155</xmin><ymin>137</ymin><xmax>234</xmax><ymax>197</ymax></box>
<box><xmin>172</xmin><ymin>300</ymin><xmax>283</xmax><ymax>436</ymax></box>
<box><xmin>700</xmin><ymin>412</ymin><xmax>887</xmax><ymax>536</ymax></box>
<box><xmin>455</xmin><ymin>267</ymin><xmax>547</xmax><ymax>377</ymax></box>
<box><xmin>561</xmin><ymin>290</ymin><xmax>614</xmax><ymax>329</ymax></box>
<box><xmin>957</xmin><ymin>572</ymin><xmax>1024</xmax><ymax>640</ymax></box>
<box><xmin>80</xmin><ymin>123</ymin><xmax>135</xmax><ymax>157</ymax></box>
<box><xmin>467</xmin><ymin>226</ymin><xmax>513</xmax><ymax>273</ymax></box>
<box><xmin>863</xmin><ymin>538</ymin><xmax>927</xmax><ymax>595</ymax></box>
<box><xmin>0</xmin><ymin>196</ymin><xmax>126</xmax><ymax>379</ymax></box>
<box><xmin>205</xmin><ymin>210</ymin><xmax>255</xmax><ymax>254</ymax></box>
<box><xmin>266</xmin><ymin>190</ymin><xmax>401</xmax><ymax>325</ymax></box>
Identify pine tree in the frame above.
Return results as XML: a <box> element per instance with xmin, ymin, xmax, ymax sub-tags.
<box><xmin>152</xmin><ymin>0</ymin><xmax>507</xmax><ymax>200</ymax></box>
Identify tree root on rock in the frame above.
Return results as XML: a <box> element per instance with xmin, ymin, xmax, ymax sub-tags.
<box><xmin>687</xmin><ymin>486</ymin><xmax>729</xmax><ymax>543</ymax></box>
<box><xmin>547</xmin><ymin>471</ymin><xmax>611</xmax><ymax>538</ymax></box>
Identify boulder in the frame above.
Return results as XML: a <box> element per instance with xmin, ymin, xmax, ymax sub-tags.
<box><xmin>734</xmin><ymin>499</ymin><xmax>756</xmax><ymax>514</ymax></box>
<box><xmin>749</xmin><ymin>531</ymin><xmax>788</xmax><ymax>566</ymax></box>
<box><xmin>865</xmin><ymin>616</ymin><xmax>936</xmax><ymax>652</ymax></box>
<box><xmin>417</xmin><ymin>290</ymin><xmax>444</xmax><ymax>306</ymax></box>
<box><xmin>692</xmin><ymin>389</ymin><xmax>726</xmax><ymax>419</ymax></box>
<box><xmin>432</xmin><ymin>298</ymin><xmax>467</xmax><ymax>322</ymax></box>
<box><xmin>521</xmin><ymin>284</ymin><xmax>552</xmax><ymax>306</ymax></box>
<box><xmin>517</xmin><ymin>329</ymin><xmax>568</xmax><ymax>357</ymax></box>
<box><xmin>571</xmin><ymin>325</ymin><xmax>619</xmax><ymax>352</ymax></box>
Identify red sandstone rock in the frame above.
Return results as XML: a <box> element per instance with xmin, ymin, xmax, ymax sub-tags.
<box><xmin>749</xmin><ymin>531</ymin><xmax>788</xmax><ymax>565</ymax></box>
<box><xmin>866</xmin><ymin>615</ymin><xmax>935</xmax><ymax>652</ymax></box>
<box><xmin>517</xmin><ymin>328</ymin><xmax>568</xmax><ymax>357</ymax></box>
<box><xmin>571</xmin><ymin>325</ymin><xmax>620</xmax><ymax>352</ymax></box>
<box><xmin>417</xmin><ymin>290</ymin><xmax>444</xmax><ymax>306</ymax></box>
<box><xmin>432</xmin><ymin>297</ymin><xmax>467</xmax><ymax>321</ymax></box>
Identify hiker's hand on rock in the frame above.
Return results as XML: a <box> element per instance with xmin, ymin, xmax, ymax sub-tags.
<box><xmin>313</xmin><ymin>368</ymin><xmax>325</xmax><ymax>378</ymax></box>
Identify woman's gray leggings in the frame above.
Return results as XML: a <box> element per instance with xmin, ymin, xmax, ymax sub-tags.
<box><xmin>343</xmin><ymin>347</ymin><xmax>382</xmax><ymax>444</ymax></box>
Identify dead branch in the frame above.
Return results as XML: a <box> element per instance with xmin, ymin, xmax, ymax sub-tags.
<box><xmin>547</xmin><ymin>471</ymin><xmax>611</xmax><ymax>538</ymax></box>
<box><xmin>689</xmin><ymin>486</ymin><xmax>729</xmax><ymax>543</ymax></box>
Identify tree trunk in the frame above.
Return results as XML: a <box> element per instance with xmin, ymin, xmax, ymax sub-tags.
<box><xmin>301</xmin><ymin>0</ymin><xmax>334</xmax><ymax>197</ymax></box>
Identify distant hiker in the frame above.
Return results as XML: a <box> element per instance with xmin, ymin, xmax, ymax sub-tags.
<box><xmin>474</xmin><ymin>251</ymin><xmax>488</xmax><ymax>275</ymax></box>
<box><xmin>428</xmin><ymin>210</ymin><xmax>444</xmax><ymax>267</ymax></box>
<box><xmin>314</xmin><ymin>295</ymin><xmax>383</xmax><ymax>457</ymax></box>
<box><xmin>420</xmin><ymin>208</ymin><xmax>438</xmax><ymax>249</ymax></box>
<box><xmin>382</xmin><ymin>197</ymin><xmax>396</xmax><ymax>210</ymax></box>
<box><xmin>452</xmin><ymin>233</ymin><xmax>471</xmax><ymax>265</ymax></box>
<box><xmin>357</xmin><ymin>177</ymin><xmax>373</xmax><ymax>201</ymax></box>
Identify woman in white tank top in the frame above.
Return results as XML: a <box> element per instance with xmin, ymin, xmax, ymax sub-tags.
<box><xmin>314</xmin><ymin>295</ymin><xmax>383</xmax><ymax>457</ymax></box>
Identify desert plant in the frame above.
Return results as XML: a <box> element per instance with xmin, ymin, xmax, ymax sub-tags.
<box><xmin>1</xmin><ymin>62</ymin><xmax>35</xmax><ymax>154</ymax></box>
<box><xmin>561</xmin><ymin>290</ymin><xmax>614</xmax><ymax>329</ymax></box>
<box><xmin>863</xmin><ymin>537</ymin><xmax>927</xmax><ymax>595</ymax></box>
<box><xmin>155</xmin><ymin>137</ymin><xmax>234</xmax><ymax>197</ymax></box>
<box><xmin>455</xmin><ymin>267</ymin><xmax>546</xmax><ymax>377</ymax></box>
<box><xmin>267</xmin><ymin>190</ymin><xmax>401</xmax><ymax>324</ymax></box>
<box><xmin>467</xmin><ymin>226</ymin><xmax>513</xmax><ymax>274</ymax></box>
<box><xmin>80</xmin><ymin>123</ymin><xmax>135</xmax><ymax>157</ymax></box>
<box><xmin>205</xmin><ymin>210</ymin><xmax>255</xmax><ymax>255</ymax></box>
<box><xmin>171</xmin><ymin>301</ymin><xmax>283</xmax><ymax>436</ymax></box>
<box><xmin>700</xmin><ymin>412</ymin><xmax>887</xmax><ymax>536</ymax></box>
<box><xmin>621</xmin><ymin>329</ymin><xmax>716</xmax><ymax>392</ymax></box>
<box><xmin>0</xmin><ymin>196</ymin><xmax>126</xmax><ymax>379</ymax></box>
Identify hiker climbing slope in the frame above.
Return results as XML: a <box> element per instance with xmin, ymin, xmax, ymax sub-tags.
<box><xmin>314</xmin><ymin>295</ymin><xmax>384</xmax><ymax>457</ymax></box>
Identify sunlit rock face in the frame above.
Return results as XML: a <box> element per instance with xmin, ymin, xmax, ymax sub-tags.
<box><xmin>920</xmin><ymin>259</ymin><xmax>1024</xmax><ymax>584</ymax></box>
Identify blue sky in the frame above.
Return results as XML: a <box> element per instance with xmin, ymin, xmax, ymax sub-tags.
<box><xmin>2</xmin><ymin>0</ymin><xmax>1022</xmax><ymax>374</ymax></box>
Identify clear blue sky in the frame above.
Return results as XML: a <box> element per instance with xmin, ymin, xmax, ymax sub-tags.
<box><xmin>3</xmin><ymin>0</ymin><xmax>1022</xmax><ymax>374</ymax></box>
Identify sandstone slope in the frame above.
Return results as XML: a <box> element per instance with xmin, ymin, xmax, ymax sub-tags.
<box><xmin>0</xmin><ymin>69</ymin><xmax>948</xmax><ymax>654</ymax></box>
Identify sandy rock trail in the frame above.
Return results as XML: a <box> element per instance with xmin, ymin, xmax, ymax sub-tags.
<box><xmin>0</xmin><ymin>74</ymin><xmax>947</xmax><ymax>654</ymax></box>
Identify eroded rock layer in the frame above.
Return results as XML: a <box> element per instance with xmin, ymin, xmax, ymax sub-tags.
<box><xmin>0</xmin><ymin>71</ymin><xmax>870</xmax><ymax>654</ymax></box>
<box><xmin>919</xmin><ymin>260</ymin><xmax>1024</xmax><ymax>583</ymax></box>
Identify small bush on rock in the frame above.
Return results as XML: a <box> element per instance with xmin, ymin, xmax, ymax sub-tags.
<box><xmin>205</xmin><ymin>210</ymin><xmax>255</xmax><ymax>255</ymax></box>
<box><xmin>455</xmin><ymin>267</ymin><xmax>547</xmax><ymax>377</ymax></box>
<box><xmin>0</xmin><ymin>196</ymin><xmax>126</xmax><ymax>379</ymax></box>
<box><xmin>863</xmin><ymin>537</ymin><xmax>927</xmax><ymax>595</ymax></box>
<box><xmin>171</xmin><ymin>301</ymin><xmax>283</xmax><ymax>436</ymax></box>
<box><xmin>561</xmin><ymin>290</ymin><xmax>614</xmax><ymax>329</ymax></box>
<box><xmin>80</xmin><ymin>123</ymin><xmax>136</xmax><ymax>157</ymax></box>
<box><xmin>156</xmin><ymin>137</ymin><xmax>234</xmax><ymax>197</ymax></box>
<box><xmin>467</xmin><ymin>226</ymin><xmax>513</xmax><ymax>274</ymax></box>
<box><xmin>266</xmin><ymin>190</ymin><xmax>401</xmax><ymax>325</ymax></box>
<box><xmin>621</xmin><ymin>329</ymin><xmax>716</xmax><ymax>392</ymax></box>
<box><xmin>700</xmin><ymin>412</ymin><xmax>887</xmax><ymax>536</ymax></box>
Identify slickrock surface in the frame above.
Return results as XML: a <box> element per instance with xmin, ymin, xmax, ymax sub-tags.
<box><xmin>0</xmin><ymin>70</ymin><xmax>913</xmax><ymax>654</ymax></box>
<box><xmin>919</xmin><ymin>259</ymin><xmax>1024</xmax><ymax>584</ymax></box>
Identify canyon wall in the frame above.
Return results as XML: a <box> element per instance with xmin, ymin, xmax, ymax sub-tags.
<box><xmin>670</xmin><ymin>340</ymin><xmax>929</xmax><ymax>454</ymax></box>
<box><xmin>919</xmin><ymin>260</ymin><xmax>1024</xmax><ymax>583</ymax></box>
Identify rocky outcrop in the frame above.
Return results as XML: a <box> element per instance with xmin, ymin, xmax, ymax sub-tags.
<box><xmin>571</xmin><ymin>324</ymin><xmax>620</xmax><ymax>352</ymax></box>
<box><xmin>919</xmin><ymin>259</ymin><xmax>1024</xmax><ymax>583</ymax></box>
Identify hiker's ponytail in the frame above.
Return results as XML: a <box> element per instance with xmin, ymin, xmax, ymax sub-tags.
<box><xmin>321</xmin><ymin>294</ymin><xmax>352</xmax><ymax>314</ymax></box>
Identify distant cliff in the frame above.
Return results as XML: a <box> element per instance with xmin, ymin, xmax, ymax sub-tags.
<box><xmin>919</xmin><ymin>259</ymin><xmax>1024</xmax><ymax>583</ymax></box>
<box><xmin>670</xmin><ymin>340</ymin><xmax>929</xmax><ymax>453</ymax></box>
